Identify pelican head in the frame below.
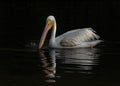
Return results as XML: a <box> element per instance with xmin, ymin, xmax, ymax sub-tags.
<box><xmin>39</xmin><ymin>15</ymin><xmax>55</xmax><ymax>49</ymax></box>
<box><xmin>47</xmin><ymin>15</ymin><xmax>55</xmax><ymax>21</ymax></box>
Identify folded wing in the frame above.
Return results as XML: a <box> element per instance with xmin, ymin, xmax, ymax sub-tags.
<box><xmin>56</xmin><ymin>28</ymin><xmax>100</xmax><ymax>47</ymax></box>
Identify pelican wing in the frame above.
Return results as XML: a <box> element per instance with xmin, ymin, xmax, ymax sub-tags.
<box><xmin>56</xmin><ymin>28</ymin><xmax>100</xmax><ymax>47</ymax></box>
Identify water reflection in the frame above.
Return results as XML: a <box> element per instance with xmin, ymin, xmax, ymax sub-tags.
<box><xmin>38</xmin><ymin>48</ymin><xmax>100</xmax><ymax>82</ymax></box>
<box><xmin>39</xmin><ymin>50</ymin><xmax>56</xmax><ymax>83</ymax></box>
<box><xmin>56</xmin><ymin>48</ymin><xmax>100</xmax><ymax>74</ymax></box>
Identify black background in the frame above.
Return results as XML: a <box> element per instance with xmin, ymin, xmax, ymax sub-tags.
<box><xmin>0</xmin><ymin>1</ymin><xmax>119</xmax><ymax>86</ymax></box>
<box><xmin>0</xmin><ymin>1</ymin><xmax>120</xmax><ymax>46</ymax></box>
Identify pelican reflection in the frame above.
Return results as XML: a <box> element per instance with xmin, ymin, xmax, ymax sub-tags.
<box><xmin>55</xmin><ymin>48</ymin><xmax>100</xmax><ymax>74</ymax></box>
<box><xmin>39</xmin><ymin>50</ymin><xmax>56</xmax><ymax>83</ymax></box>
<box><xmin>39</xmin><ymin>48</ymin><xmax>100</xmax><ymax>82</ymax></box>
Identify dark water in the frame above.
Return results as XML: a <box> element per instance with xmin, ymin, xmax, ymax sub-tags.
<box><xmin>0</xmin><ymin>41</ymin><xmax>120</xmax><ymax>86</ymax></box>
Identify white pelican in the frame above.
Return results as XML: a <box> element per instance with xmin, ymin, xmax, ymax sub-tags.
<box><xmin>39</xmin><ymin>15</ymin><xmax>102</xmax><ymax>49</ymax></box>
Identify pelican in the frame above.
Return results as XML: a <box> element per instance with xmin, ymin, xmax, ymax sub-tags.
<box><xmin>39</xmin><ymin>15</ymin><xmax>102</xmax><ymax>49</ymax></box>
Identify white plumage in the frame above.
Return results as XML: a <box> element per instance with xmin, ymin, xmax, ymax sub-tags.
<box><xmin>39</xmin><ymin>15</ymin><xmax>102</xmax><ymax>49</ymax></box>
<box><xmin>53</xmin><ymin>28</ymin><xmax>101</xmax><ymax>48</ymax></box>
<box><xmin>56</xmin><ymin>28</ymin><xmax>100</xmax><ymax>47</ymax></box>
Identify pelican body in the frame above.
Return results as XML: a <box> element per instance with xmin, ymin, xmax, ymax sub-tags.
<box><xmin>39</xmin><ymin>15</ymin><xmax>102</xmax><ymax>49</ymax></box>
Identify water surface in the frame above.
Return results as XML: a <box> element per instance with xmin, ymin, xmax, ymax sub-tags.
<box><xmin>0</xmin><ymin>41</ymin><xmax>120</xmax><ymax>86</ymax></box>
